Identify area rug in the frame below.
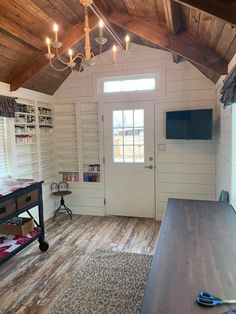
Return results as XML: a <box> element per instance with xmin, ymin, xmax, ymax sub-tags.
<box><xmin>50</xmin><ymin>250</ymin><xmax>153</xmax><ymax>314</ymax></box>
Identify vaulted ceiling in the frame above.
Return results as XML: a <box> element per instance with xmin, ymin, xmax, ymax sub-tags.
<box><xmin>0</xmin><ymin>0</ymin><xmax>235</xmax><ymax>95</ymax></box>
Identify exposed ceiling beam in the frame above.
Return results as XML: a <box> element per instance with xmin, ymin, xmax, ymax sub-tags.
<box><xmin>108</xmin><ymin>12</ymin><xmax>228</xmax><ymax>75</ymax></box>
<box><xmin>163</xmin><ymin>0</ymin><xmax>182</xmax><ymax>63</ymax></box>
<box><xmin>10</xmin><ymin>15</ymin><xmax>98</xmax><ymax>92</ymax></box>
<box><xmin>173</xmin><ymin>0</ymin><xmax>236</xmax><ymax>27</ymax></box>
<box><xmin>163</xmin><ymin>0</ymin><xmax>182</xmax><ymax>35</ymax></box>
<box><xmin>172</xmin><ymin>53</ymin><xmax>182</xmax><ymax>63</ymax></box>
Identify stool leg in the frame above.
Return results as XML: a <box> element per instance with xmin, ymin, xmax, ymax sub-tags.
<box><xmin>53</xmin><ymin>195</ymin><xmax>73</xmax><ymax>221</ymax></box>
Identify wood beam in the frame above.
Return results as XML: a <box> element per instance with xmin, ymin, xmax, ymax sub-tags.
<box><xmin>163</xmin><ymin>0</ymin><xmax>182</xmax><ymax>35</ymax></box>
<box><xmin>174</xmin><ymin>0</ymin><xmax>236</xmax><ymax>27</ymax></box>
<box><xmin>163</xmin><ymin>0</ymin><xmax>182</xmax><ymax>63</ymax></box>
<box><xmin>172</xmin><ymin>53</ymin><xmax>182</xmax><ymax>63</ymax></box>
<box><xmin>10</xmin><ymin>15</ymin><xmax>98</xmax><ymax>92</ymax></box>
<box><xmin>108</xmin><ymin>12</ymin><xmax>227</xmax><ymax>75</ymax></box>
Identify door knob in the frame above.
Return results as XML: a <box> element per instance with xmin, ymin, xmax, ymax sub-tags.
<box><xmin>145</xmin><ymin>165</ymin><xmax>153</xmax><ymax>169</ymax></box>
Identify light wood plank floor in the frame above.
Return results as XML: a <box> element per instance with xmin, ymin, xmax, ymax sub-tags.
<box><xmin>0</xmin><ymin>214</ymin><xmax>160</xmax><ymax>314</ymax></box>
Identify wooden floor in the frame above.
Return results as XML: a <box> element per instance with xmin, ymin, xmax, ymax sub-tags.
<box><xmin>0</xmin><ymin>214</ymin><xmax>160</xmax><ymax>314</ymax></box>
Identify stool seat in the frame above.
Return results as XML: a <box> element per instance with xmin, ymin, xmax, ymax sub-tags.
<box><xmin>52</xmin><ymin>191</ymin><xmax>72</xmax><ymax>197</ymax></box>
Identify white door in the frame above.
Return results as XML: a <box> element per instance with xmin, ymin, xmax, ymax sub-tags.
<box><xmin>103</xmin><ymin>101</ymin><xmax>155</xmax><ymax>218</ymax></box>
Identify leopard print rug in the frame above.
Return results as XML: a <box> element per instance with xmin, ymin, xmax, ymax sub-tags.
<box><xmin>50</xmin><ymin>249</ymin><xmax>153</xmax><ymax>314</ymax></box>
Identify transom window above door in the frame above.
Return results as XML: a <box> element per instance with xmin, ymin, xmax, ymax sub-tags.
<box><xmin>113</xmin><ymin>109</ymin><xmax>144</xmax><ymax>163</ymax></box>
<box><xmin>104</xmin><ymin>77</ymin><xmax>155</xmax><ymax>93</ymax></box>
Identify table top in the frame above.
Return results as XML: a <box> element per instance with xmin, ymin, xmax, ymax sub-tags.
<box><xmin>0</xmin><ymin>178</ymin><xmax>43</xmax><ymax>198</ymax></box>
<box><xmin>141</xmin><ymin>198</ymin><xmax>236</xmax><ymax>314</ymax></box>
<box><xmin>52</xmin><ymin>191</ymin><xmax>71</xmax><ymax>196</ymax></box>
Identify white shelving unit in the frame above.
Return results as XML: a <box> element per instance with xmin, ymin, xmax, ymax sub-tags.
<box><xmin>54</xmin><ymin>102</ymin><xmax>80</xmax><ymax>182</ymax></box>
<box><xmin>54</xmin><ymin>101</ymin><xmax>101</xmax><ymax>184</ymax></box>
<box><xmin>37</xmin><ymin>101</ymin><xmax>56</xmax><ymax>185</ymax></box>
<box><xmin>13</xmin><ymin>99</ymin><xmax>56</xmax><ymax>185</ymax></box>
<box><xmin>79</xmin><ymin>102</ymin><xmax>101</xmax><ymax>183</ymax></box>
<box><xmin>14</xmin><ymin>99</ymin><xmax>39</xmax><ymax>179</ymax></box>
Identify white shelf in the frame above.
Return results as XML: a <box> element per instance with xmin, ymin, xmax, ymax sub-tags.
<box><xmin>17</xmin><ymin>169</ymin><xmax>39</xmax><ymax>175</ymax></box>
<box><xmin>39</xmin><ymin>114</ymin><xmax>52</xmax><ymax>118</ymax></box>
<box><xmin>16</xmin><ymin>151</ymin><xmax>38</xmax><ymax>156</ymax></box>
<box><xmin>15</xmin><ymin>112</ymin><xmax>36</xmax><ymax>116</ymax></box>
<box><xmin>16</xmin><ymin>142</ymin><xmax>37</xmax><ymax>145</ymax></box>
<box><xmin>17</xmin><ymin>160</ymin><xmax>38</xmax><ymax>166</ymax></box>
<box><xmin>15</xmin><ymin>123</ymin><xmax>36</xmax><ymax>126</ymax></box>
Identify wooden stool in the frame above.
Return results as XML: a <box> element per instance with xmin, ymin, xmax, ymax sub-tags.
<box><xmin>51</xmin><ymin>182</ymin><xmax>72</xmax><ymax>221</ymax></box>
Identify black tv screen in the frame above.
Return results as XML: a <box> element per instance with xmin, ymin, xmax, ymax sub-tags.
<box><xmin>166</xmin><ymin>109</ymin><xmax>212</xmax><ymax>140</ymax></box>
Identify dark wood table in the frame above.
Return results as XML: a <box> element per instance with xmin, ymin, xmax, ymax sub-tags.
<box><xmin>0</xmin><ymin>179</ymin><xmax>49</xmax><ymax>265</ymax></box>
<box><xmin>141</xmin><ymin>198</ymin><xmax>236</xmax><ymax>314</ymax></box>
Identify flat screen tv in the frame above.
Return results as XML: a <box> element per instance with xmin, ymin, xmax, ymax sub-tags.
<box><xmin>166</xmin><ymin>109</ymin><xmax>212</xmax><ymax>140</ymax></box>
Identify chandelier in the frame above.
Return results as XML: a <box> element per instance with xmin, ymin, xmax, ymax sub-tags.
<box><xmin>45</xmin><ymin>0</ymin><xmax>130</xmax><ymax>72</ymax></box>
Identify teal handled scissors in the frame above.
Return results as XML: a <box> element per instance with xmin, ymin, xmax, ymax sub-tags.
<box><xmin>196</xmin><ymin>291</ymin><xmax>236</xmax><ymax>307</ymax></box>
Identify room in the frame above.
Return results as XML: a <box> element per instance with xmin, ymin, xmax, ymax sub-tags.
<box><xmin>0</xmin><ymin>1</ymin><xmax>236</xmax><ymax>313</ymax></box>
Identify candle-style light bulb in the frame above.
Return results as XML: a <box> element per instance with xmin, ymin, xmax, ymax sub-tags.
<box><xmin>99</xmin><ymin>20</ymin><xmax>104</xmax><ymax>39</ymax></box>
<box><xmin>53</xmin><ymin>23</ymin><xmax>59</xmax><ymax>42</ymax></box>
<box><xmin>112</xmin><ymin>45</ymin><xmax>117</xmax><ymax>62</ymax></box>
<box><xmin>125</xmin><ymin>35</ymin><xmax>130</xmax><ymax>51</ymax></box>
<box><xmin>68</xmin><ymin>49</ymin><xmax>73</xmax><ymax>63</ymax></box>
<box><xmin>46</xmin><ymin>37</ymin><xmax>51</xmax><ymax>54</ymax></box>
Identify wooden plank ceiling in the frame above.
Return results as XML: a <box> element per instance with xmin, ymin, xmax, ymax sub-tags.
<box><xmin>0</xmin><ymin>0</ymin><xmax>235</xmax><ymax>95</ymax></box>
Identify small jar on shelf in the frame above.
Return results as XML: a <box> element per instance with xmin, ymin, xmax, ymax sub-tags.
<box><xmin>83</xmin><ymin>173</ymin><xmax>100</xmax><ymax>182</ymax></box>
<box><xmin>39</xmin><ymin>126</ymin><xmax>53</xmax><ymax>133</ymax></box>
<box><xmin>17</xmin><ymin>103</ymin><xmax>35</xmax><ymax>114</ymax></box>
<box><xmin>38</xmin><ymin>107</ymin><xmax>52</xmax><ymax>116</ymax></box>
<box><xmin>15</xmin><ymin>135</ymin><xmax>33</xmax><ymax>144</ymax></box>
<box><xmin>38</xmin><ymin>116</ymin><xmax>52</xmax><ymax>125</ymax></box>
<box><xmin>59</xmin><ymin>172</ymin><xmax>79</xmax><ymax>182</ymax></box>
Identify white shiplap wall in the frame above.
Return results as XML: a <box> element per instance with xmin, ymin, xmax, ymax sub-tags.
<box><xmin>54</xmin><ymin>44</ymin><xmax>216</xmax><ymax>220</ymax></box>
<box><xmin>215</xmin><ymin>54</ymin><xmax>236</xmax><ymax>204</ymax></box>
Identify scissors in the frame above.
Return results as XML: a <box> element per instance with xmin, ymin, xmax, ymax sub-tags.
<box><xmin>196</xmin><ymin>291</ymin><xmax>236</xmax><ymax>307</ymax></box>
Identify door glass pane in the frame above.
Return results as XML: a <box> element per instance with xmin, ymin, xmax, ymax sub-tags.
<box><xmin>134</xmin><ymin>110</ymin><xmax>144</xmax><ymax>127</ymax></box>
<box><xmin>124</xmin><ymin>128</ymin><xmax>134</xmax><ymax>145</ymax></box>
<box><xmin>134</xmin><ymin>128</ymin><xmax>144</xmax><ymax>145</ymax></box>
<box><xmin>123</xmin><ymin>110</ymin><xmax>133</xmax><ymax>127</ymax></box>
<box><xmin>113</xmin><ymin>110</ymin><xmax>123</xmax><ymax>128</ymax></box>
<box><xmin>113</xmin><ymin>128</ymin><xmax>123</xmax><ymax>145</ymax></box>
<box><xmin>114</xmin><ymin>145</ymin><xmax>123</xmax><ymax>162</ymax></box>
<box><xmin>124</xmin><ymin>146</ymin><xmax>134</xmax><ymax>162</ymax></box>
<box><xmin>113</xmin><ymin>109</ymin><xmax>144</xmax><ymax>163</ymax></box>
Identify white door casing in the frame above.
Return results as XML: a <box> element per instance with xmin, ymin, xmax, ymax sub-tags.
<box><xmin>103</xmin><ymin>101</ymin><xmax>155</xmax><ymax>218</ymax></box>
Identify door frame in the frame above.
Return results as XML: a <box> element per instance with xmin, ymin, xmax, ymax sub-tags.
<box><xmin>101</xmin><ymin>98</ymin><xmax>157</xmax><ymax>219</ymax></box>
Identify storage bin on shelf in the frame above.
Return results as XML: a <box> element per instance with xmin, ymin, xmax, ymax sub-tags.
<box><xmin>0</xmin><ymin>217</ymin><xmax>34</xmax><ymax>236</ymax></box>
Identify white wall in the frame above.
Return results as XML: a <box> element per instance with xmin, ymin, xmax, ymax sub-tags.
<box><xmin>215</xmin><ymin>54</ymin><xmax>236</xmax><ymax>204</ymax></box>
<box><xmin>54</xmin><ymin>44</ymin><xmax>216</xmax><ymax>219</ymax></box>
<box><xmin>0</xmin><ymin>82</ymin><xmax>55</xmax><ymax>221</ymax></box>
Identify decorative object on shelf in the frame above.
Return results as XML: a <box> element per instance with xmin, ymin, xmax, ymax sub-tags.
<box><xmin>83</xmin><ymin>172</ymin><xmax>99</xmax><ymax>182</ymax></box>
<box><xmin>38</xmin><ymin>107</ymin><xmax>52</xmax><ymax>116</ymax></box>
<box><xmin>44</xmin><ymin>0</ymin><xmax>130</xmax><ymax>71</ymax></box>
<box><xmin>0</xmin><ymin>95</ymin><xmax>18</xmax><ymax>118</ymax></box>
<box><xmin>51</xmin><ymin>182</ymin><xmax>72</xmax><ymax>221</ymax></box>
<box><xmin>59</xmin><ymin>172</ymin><xmax>79</xmax><ymax>182</ymax></box>
<box><xmin>17</xmin><ymin>103</ymin><xmax>35</xmax><ymax>114</ymax></box>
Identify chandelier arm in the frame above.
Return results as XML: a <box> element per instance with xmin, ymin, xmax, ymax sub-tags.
<box><xmin>89</xmin><ymin>3</ymin><xmax>125</xmax><ymax>50</ymax></box>
<box><xmin>54</xmin><ymin>48</ymin><xmax>71</xmax><ymax>65</ymax></box>
<box><xmin>73</xmin><ymin>52</ymin><xmax>85</xmax><ymax>61</ymax></box>
<box><xmin>49</xmin><ymin>59</ymin><xmax>71</xmax><ymax>72</ymax></box>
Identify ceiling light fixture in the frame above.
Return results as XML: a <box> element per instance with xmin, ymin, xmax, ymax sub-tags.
<box><xmin>45</xmin><ymin>0</ymin><xmax>130</xmax><ymax>72</ymax></box>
